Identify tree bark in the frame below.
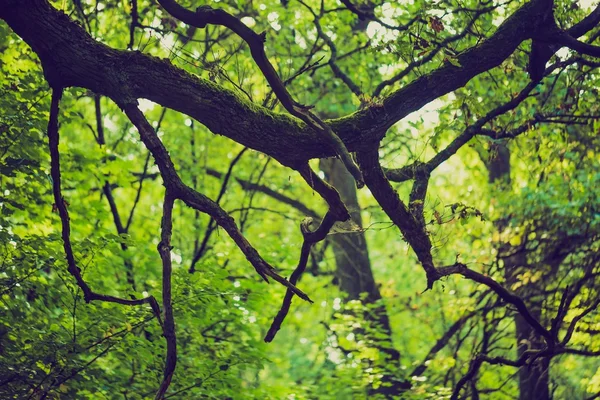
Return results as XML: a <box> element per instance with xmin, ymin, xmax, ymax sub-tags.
<box><xmin>0</xmin><ymin>0</ymin><xmax>558</xmax><ymax>168</ymax></box>
<box><xmin>321</xmin><ymin>158</ymin><xmax>408</xmax><ymax>397</ymax></box>
<box><xmin>487</xmin><ymin>143</ymin><xmax>549</xmax><ymax>400</ymax></box>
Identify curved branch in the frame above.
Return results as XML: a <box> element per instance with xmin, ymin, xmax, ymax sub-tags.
<box><xmin>0</xmin><ymin>0</ymin><xmax>580</xmax><ymax>167</ymax></box>
<box><xmin>437</xmin><ymin>263</ymin><xmax>552</xmax><ymax>341</ymax></box>
<box><xmin>121</xmin><ymin>102</ymin><xmax>312</xmax><ymax>302</ymax></box>
<box><xmin>46</xmin><ymin>87</ymin><xmax>163</xmax><ymax>322</ymax></box>
<box><xmin>384</xmin><ymin>54</ymin><xmax>590</xmax><ymax>183</ymax></box>
<box><xmin>385</xmin><ymin>79</ymin><xmax>540</xmax><ymax>182</ymax></box>
<box><xmin>556</xmin><ymin>31</ymin><xmax>600</xmax><ymax>57</ymax></box>
<box><xmin>264</xmin><ymin>163</ymin><xmax>352</xmax><ymax>341</ymax></box>
<box><xmin>264</xmin><ymin>212</ymin><xmax>337</xmax><ymax>342</ymax></box>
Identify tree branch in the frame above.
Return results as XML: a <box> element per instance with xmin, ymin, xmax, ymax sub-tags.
<box><xmin>46</xmin><ymin>87</ymin><xmax>163</xmax><ymax>324</ymax></box>
<box><xmin>156</xmin><ymin>0</ymin><xmax>364</xmax><ymax>187</ymax></box>
<box><xmin>155</xmin><ymin>193</ymin><xmax>177</xmax><ymax>400</ymax></box>
<box><xmin>121</xmin><ymin>102</ymin><xmax>312</xmax><ymax>302</ymax></box>
<box><xmin>264</xmin><ymin>211</ymin><xmax>338</xmax><ymax>342</ymax></box>
<box><xmin>0</xmin><ymin>0</ymin><xmax>579</xmax><ymax>166</ymax></box>
<box><xmin>437</xmin><ymin>263</ymin><xmax>552</xmax><ymax>341</ymax></box>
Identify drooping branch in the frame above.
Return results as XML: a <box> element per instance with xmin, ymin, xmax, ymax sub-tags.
<box><xmin>356</xmin><ymin>142</ymin><xmax>557</xmax><ymax>342</ymax></box>
<box><xmin>93</xmin><ymin>97</ymin><xmax>169</xmax><ymax>288</ymax></box>
<box><xmin>121</xmin><ymin>102</ymin><xmax>312</xmax><ymax>302</ymax></box>
<box><xmin>46</xmin><ymin>87</ymin><xmax>163</xmax><ymax>322</ymax></box>
<box><xmin>264</xmin><ymin>164</ymin><xmax>351</xmax><ymax>341</ymax></box>
<box><xmin>264</xmin><ymin>211</ymin><xmax>338</xmax><ymax>342</ymax></box>
<box><xmin>436</xmin><ymin>263</ymin><xmax>552</xmax><ymax>341</ymax></box>
<box><xmin>92</xmin><ymin>94</ymin><xmax>136</xmax><ymax>287</ymax></box>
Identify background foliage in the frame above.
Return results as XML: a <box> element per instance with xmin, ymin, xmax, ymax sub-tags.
<box><xmin>1</xmin><ymin>0</ymin><xmax>600</xmax><ymax>399</ymax></box>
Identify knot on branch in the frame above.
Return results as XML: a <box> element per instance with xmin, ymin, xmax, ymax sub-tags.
<box><xmin>157</xmin><ymin>241</ymin><xmax>173</xmax><ymax>254</ymax></box>
<box><xmin>195</xmin><ymin>5</ymin><xmax>213</xmax><ymax>27</ymax></box>
<box><xmin>300</xmin><ymin>217</ymin><xmax>316</xmax><ymax>235</ymax></box>
<box><xmin>425</xmin><ymin>268</ymin><xmax>442</xmax><ymax>291</ymax></box>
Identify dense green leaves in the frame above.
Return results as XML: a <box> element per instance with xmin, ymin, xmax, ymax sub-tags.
<box><xmin>2</xmin><ymin>0</ymin><xmax>600</xmax><ymax>399</ymax></box>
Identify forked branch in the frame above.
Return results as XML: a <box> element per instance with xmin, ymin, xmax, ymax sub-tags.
<box><xmin>46</xmin><ymin>87</ymin><xmax>162</xmax><ymax>323</ymax></box>
<box><xmin>156</xmin><ymin>0</ymin><xmax>363</xmax><ymax>187</ymax></box>
<box><xmin>121</xmin><ymin>102</ymin><xmax>312</xmax><ymax>302</ymax></box>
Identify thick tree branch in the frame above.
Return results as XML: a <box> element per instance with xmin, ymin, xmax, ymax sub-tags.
<box><xmin>156</xmin><ymin>0</ymin><xmax>364</xmax><ymax>187</ymax></box>
<box><xmin>356</xmin><ymin>147</ymin><xmax>438</xmax><ymax>287</ymax></box>
<box><xmin>568</xmin><ymin>4</ymin><xmax>600</xmax><ymax>38</ymax></box>
<box><xmin>0</xmin><ymin>0</ymin><xmax>589</xmax><ymax>167</ymax></box>
<box><xmin>556</xmin><ymin>31</ymin><xmax>600</xmax><ymax>57</ymax></box>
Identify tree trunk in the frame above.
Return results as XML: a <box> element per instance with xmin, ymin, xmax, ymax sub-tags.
<box><xmin>486</xmin><ymin>143</ymin><xmax>549</xmax><ymax>400</ymax></box>
<box><xmin>321</xmin><ymin>158</ymin><xmax>408</xmax><ymax>397</ymax></box>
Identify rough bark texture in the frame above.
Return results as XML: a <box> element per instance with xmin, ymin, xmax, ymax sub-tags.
<box><xmin>0</xmin><ymin>0</ymin><xmax>555</xmax><ymax>168</ymax></box>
